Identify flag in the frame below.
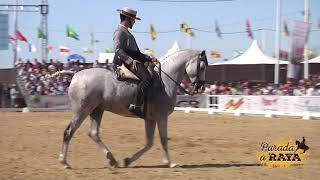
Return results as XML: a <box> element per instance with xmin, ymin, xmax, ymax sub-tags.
<box><xmin>150</xmin><ymin>24</ymin><xmax>157</xmax><ymax>41</ymax></box>
<box><xmin>37</xmin><ymin>27</ymin><xmax>46</xmax><ymax>39</ymax></box>
<box><xmin>16</xmin><ymin>30</ymin><xmax>28</xmax><ymax>42</ymax></box>
<box><xmin>283</xmin><ymin>21</ymin><xmax>290</xmax><ymax>37</ymax></box>
<box><xmin>210</xmin><ymin>50</ymin><xmax>221</xmax><ymax>58</ymax></box>
<box><xmin>144</xmin><ymin>48</ymin><xmax>154</xmax><ymax>56</ymax></box>
<box><xmin>105</xmin><ymin>47</ymin><xmax>114</xmax><ymax>53</ymax></box>
<box><xmin>28</xmin><ymin>44</ymin><xmax>37</xmax><ymax>52</ymax></box>
<box><xmin>59</xmin><ymin>45</ymin><xmax>70</xmax><ymax>55</ymax></box>
<box><xmin>246</xmin><ymin>19</ymin><xmax>253</xmax><ymax>39</ymax></box>
<box><xmin>47</xmin><ymin>45</ymin><xmax>53</xmax><ymax>53</ymax></box>
<box><xmin>214</xmin><ymin>20</ymin><xmax>222</xmax><ymax>38</ymax></box>
<box><xmin>8</xmin><ymin>35</ymin><xmax>15</xmax><ymax>42</ymax></box>
<box><xmin>180</xmin><ymin>21</ymin><xmax>194</xmax><ymax>37</ymax></box>
<box><xmin>66</xmin><ymin>25</ymin><xmax>79</xmax><ymax>40</ymax></box>
<box><xmin>279</xmin><ymin>49</ymin><xmax>288</xmax><ymax>60</ymax></box>
<box><xmin>82</xmin><ymin>47</ymin><xmax>93</xmax><ymax>54</ymax></box>
<box><xmin>304</xmin><ymin>49</ymin><xmax>316</xmax><ymax>56</ymax></box>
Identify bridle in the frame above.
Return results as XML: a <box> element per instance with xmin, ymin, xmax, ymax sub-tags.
<box><xmin>189</xmin><ymin>52</ymin><xmax>208</xmax><ymax>95</ymax></box>
<box><xmin>156</xmin><ymin>51</ymin><xmax>208</xmax><ymax>96</ymax></box>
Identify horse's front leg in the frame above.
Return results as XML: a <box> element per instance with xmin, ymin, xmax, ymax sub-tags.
<box><xmin>157</xmin><ymin>117</ymin><xmax>177</xmax><ymax>168</ymax></box>
<box><xmin>124</xmin><ymin>118</ymin><xmax>156</xmax><ymax>167</ymax></box>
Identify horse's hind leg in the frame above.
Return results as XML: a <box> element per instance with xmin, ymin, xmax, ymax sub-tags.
<box><xmin>124</xmin><ymin>119</ymin><xmax>156</xmax><ymax>167</ymax></box>
<box><xmin>88</xmin><ymin>108</ymin><xmax>118</xmax><ymax>168</ymax></box>
<box><xmin>59</xmin><ymin>109</ymin><xmax>89</xmax><ymax>169</ymax></box>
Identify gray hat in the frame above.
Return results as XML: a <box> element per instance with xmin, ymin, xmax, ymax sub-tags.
<box><xmin>117</xmin><ymin>7</ymin><xmax>141</xmax><ymax>20</ymax></box>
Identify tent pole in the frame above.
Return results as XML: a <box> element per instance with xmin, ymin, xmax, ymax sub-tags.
<box><xmin>303</xmin><ymin>0</ymin><xmax>309</xmax><ymax>80</ymax></box>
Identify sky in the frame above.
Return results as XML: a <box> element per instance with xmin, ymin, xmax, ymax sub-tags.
<box><xmin>0</xmin><ymin>0</ymin><xmax>319</xmax><ymax>68</ymax></box>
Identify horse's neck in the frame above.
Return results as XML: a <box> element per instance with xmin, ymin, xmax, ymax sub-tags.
<box><xmin>158</xmin><ymin>50</ymin><xmax>192</xmax><ymax>97</ymax></box>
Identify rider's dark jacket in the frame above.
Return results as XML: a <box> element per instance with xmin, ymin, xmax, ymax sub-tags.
<box><xmin>113</xmin><ymin>24</ymin><xmax>151</xmax><ymax>66</ymax></box>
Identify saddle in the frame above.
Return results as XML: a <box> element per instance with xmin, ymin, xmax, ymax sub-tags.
<box><xmin>113</xmin><ymin>49</ymin><xmax>155</xmax><ymax>81</ymax></box>
<box><xmin>113</xmin><ymin>63</ymin><xmax>157</xmax><ymax>82</ymax></box>
<box><xmin>113</xmin><ymin>64</ymin><xmax>140</xmax><ymax>81</ymax></box>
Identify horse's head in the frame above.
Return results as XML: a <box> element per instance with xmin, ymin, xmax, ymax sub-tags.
<box><xmin>185</xmin><ymin>50</ymin><xmax>208</xmax><ymax>95</ymax></box>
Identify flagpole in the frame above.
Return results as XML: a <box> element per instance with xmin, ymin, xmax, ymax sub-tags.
<box><xmin>40</xmin><ymin>0</ymin><xmax>48</xmax><ymax>62</ymax></box>
<box><xmin>13</xmin><ymin>0</ymin><xmax>18</xmax><ymax>65</ymax></box>
<box><xmin>303</xmin><ymin>0</ymin><xmax>309</xmax><ymax>79</ymax></box>
<box><xmin>274</xmin><ymin>0</ymin><xmax>282</xmax><ymax>85</ymax></box>
<box><xmin>90</xmin><ymin>31</ymin><xmax>96</xmax><ymax>61</ymax></box>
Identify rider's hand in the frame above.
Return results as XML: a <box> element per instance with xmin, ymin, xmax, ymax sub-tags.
<box><xmin>151</xmin><ymin>57</ymin><xmax>158</xmax><ymax>64</ymax></box>
<box><xmin>130</xmin><ymin>60</ymin><xmax>140</xmax><ymax>72</ymax></box>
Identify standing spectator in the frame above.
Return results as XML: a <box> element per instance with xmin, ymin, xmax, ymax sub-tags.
<box><xmin>10</xmin><ymin>84</ymin><xmax>19</xmax><ymax>108</ymax></box>
<box><xmin>1</xmin><ymin>83</ymin><xmax>10</xmax><ymax>107</ymax></box>
<box><xmin>313</xmin><ymin>83</ymin><xmax>320</xmax><ymax>96</ymax></box>
<box><xmin>0</xmin><ymin>83</ymin><xmax>2</xmax><ymax>108</ymax></box>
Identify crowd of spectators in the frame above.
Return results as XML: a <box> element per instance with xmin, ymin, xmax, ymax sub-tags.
<box><xmin>178</xmin><ymin>75</ymin><xmax>320</xmax><ymax>96</ymax></box>
<box><xmin>14</xmin><ymin>58</ymin><xmax>112</xmax><ymax>96</ymax></box>
<box><xmin>0</xmin><ymin>58</ymin><xmax>111</xmax><ymax>107</ymax></box>
<box><xmin>1</xmin><ymin>58</ymin><xmax>320</xmax><ymax>108</ymax></box>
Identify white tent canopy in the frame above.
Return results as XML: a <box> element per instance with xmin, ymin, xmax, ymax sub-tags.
<box><xmin>307</xmin><ymin>56</ymin><xmax>320</xmax><ymax>63</ymax></box>
<box><xmin>160</xmin><ymin>41</ymin><xmax>181</xmax><ymax>61</ymax></box>
<box><xmin>213</xmin><ymin>40</ymin><xmax>287</xmax><ymax>65</ymax></box>
<box><xmin>98</xmin><ymin>53</ymin><xmax>115</xmax><ymax>63</ymax></box>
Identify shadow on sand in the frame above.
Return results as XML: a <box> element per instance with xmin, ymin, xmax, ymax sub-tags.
<box><xmin>127</xmin><ymin>163</ymin><xmax>261</xmax><ymax>169</ymax></box>
<box><xmin>73</xmin><ymin>163</ymin><xmax>261</xmax><ymax>170</ymax></box>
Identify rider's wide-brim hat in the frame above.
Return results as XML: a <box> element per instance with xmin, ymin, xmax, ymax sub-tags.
<box><xmin>117</xmin><ymin>7</ymin><xmax>141</xmax><ymax>20</ymax></box>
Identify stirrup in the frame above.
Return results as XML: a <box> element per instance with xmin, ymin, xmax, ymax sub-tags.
<box><xmin>128</xmin><ymin>104</ymin><xmax>141</xmax><ymax>109</ymax></box>
<box><xmin>128</xmin><ymin>104</ymin><xmax>144</xmax><ymax>118</ymax></box>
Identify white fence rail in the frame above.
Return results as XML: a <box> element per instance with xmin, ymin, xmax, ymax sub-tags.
<box><xmin>1</xmin><ymin>94</ymin><xmax>320</xmax><ymax>120</ymax></box>
<box><xmin>174</xmin><ymin>95</ymin><xmax>320</xmax><ymax>119</ymax></box>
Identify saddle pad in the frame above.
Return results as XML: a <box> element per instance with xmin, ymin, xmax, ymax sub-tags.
<box><xmin>117</xmin><ymin>64</ymin><xmax>140</xmax><ymax>80</ymax></box>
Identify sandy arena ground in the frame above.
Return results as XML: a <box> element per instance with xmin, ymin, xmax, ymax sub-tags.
<box><xmin>0</xmin><ymin>111</ymin><xmax>319</xmax><ymax>180</ymax></box>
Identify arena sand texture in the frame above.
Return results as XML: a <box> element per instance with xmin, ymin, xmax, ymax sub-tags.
<box><xmin>0</xmin><ymin>112</ymin><xmax>319</xmax><ymax>180</ymax></box>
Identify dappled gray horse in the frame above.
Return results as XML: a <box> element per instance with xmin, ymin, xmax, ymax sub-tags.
<box><xmin>58</xmin><ymin>49</ymin><xmax>207</xmax><ymax>168</ymax></box>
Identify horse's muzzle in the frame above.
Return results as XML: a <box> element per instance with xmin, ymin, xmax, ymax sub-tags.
<box><xmin>191</xmin><ymin>80</ymin><xmax>205</xmax><ymax>95</ymax></box>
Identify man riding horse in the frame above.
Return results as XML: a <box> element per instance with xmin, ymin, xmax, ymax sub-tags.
<box><xmin>113</xmin><ymin>7</ymin><xmax>157</xmax><ymax>118</ymax></box>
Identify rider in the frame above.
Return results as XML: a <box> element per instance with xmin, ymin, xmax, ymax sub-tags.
<box><xmin>113</xmin><ymin>7</ymin><xmax>157</xmax><ymax>118</ymax></box>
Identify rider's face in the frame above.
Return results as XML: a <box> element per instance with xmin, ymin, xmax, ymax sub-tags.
<box><xmin>129</xmin><ymin>18</ymin><xmax>135</xmax><ymax>29</ymax></box>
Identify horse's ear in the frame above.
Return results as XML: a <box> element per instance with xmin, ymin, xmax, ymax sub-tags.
<box><xmin>200</xmin><ymin>50</ymin><xmax>206</xmax><ymax>57</ymax></box>
<box><xmin>200</xmin><ymin>50</ymin><xmax>208</xmax><ymax>66</ymax></box>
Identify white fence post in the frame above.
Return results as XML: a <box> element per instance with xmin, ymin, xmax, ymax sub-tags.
<box><xmin>302</xmin><ymin>111</ymin><xmax>310</xmax><ymax>120</ymax></box>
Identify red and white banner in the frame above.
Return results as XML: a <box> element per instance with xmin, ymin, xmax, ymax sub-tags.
<box><xmin>290</xmin><ymin>21</ymin><xmax>310</xmax><ymax>64</ymax></box>
<box><xmin>59</xmin><ymin>45</ymin><xmax>70</xmax><ymax>55</ymax></box>
<box><xmin>287</xmin><ymin>21</ymin><xmax>310</xmax><ymax>79</ymax></box>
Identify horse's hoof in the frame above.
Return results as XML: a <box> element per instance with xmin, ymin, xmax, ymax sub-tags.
<box><xmin>64</xmin><ymin>164</ymin><xmax>72</xmax><ymax>169</ymax></box>
<box><xmin>124</xmin><ymin>158</ymin><xmax>131</xmax><ymax>167</ymax></box>
<box><xmin>169</xmin><ymin>163</ymin><xmax>179</xmax><ymax>168</ymax></box>
<box><xmin>106</xmin><ymin>152</ymin><xmax>118</xmax><ymax>168</ymax></box>
<box><xmin>164</xmin><ymin>162</ymin><xmax>178</xmax><ymax>168</ymax></box>
<box><xmin>59</xmin><ymin>155</ymin><xmax>72</xmax><ymax>169</ymax></box>
<box><xmin>60</xmin><ymin>161</ymin><xmax>71</xmax><ymax>169</ymax></box>
<box><xmin>110</xmin><ymin>160</ymin><xmax>119</xmax><ymax>168</ymax></box>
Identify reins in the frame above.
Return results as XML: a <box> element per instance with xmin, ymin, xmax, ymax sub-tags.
<box><xmin>155</xmin><ymin>63</ymin><xmax>195</xmax><ymax>96</ymax></box>
<box><xmin>154</xmin><ymin>51</ymin><xmax>203</xmax><ymax>96</ymax></box>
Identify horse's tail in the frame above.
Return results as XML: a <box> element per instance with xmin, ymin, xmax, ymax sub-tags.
<box><xmin>46</xmin><ymin>70</ymin><xmax>75</xmax><ymax>79</ymax></box>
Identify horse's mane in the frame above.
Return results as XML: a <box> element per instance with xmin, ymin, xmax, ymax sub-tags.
<box><xmin>159</xmin><ymin>49</ymin><xmax>199</xmax><ymax>67</ymax></box>
<box><xmin>161</xmin><ymin>49</ymin><xmax>189</xmax><ymax>62</ymax></box>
